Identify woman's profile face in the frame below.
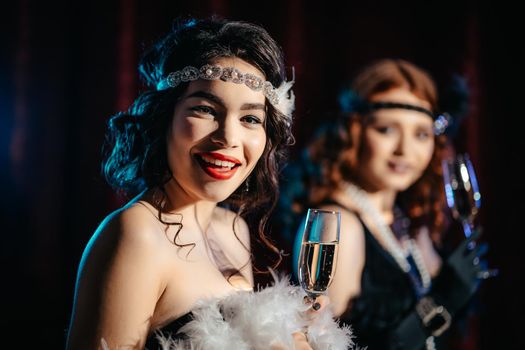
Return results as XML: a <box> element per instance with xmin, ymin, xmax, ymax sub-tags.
<box><xmin>358</xmin><ymin>87</ymin><xmax>435</xmax><ymax>192</ymax></box>
<box><xmin>166</xmin><ymin>57</ymin><xmax>268</xmax><ymax>203</ymax></box>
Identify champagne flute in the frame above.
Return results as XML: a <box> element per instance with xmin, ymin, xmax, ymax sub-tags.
<box><xmin>442</xmin><ymin>154</ymin><xmax>498</xmax><ymax>279</ymax></box>
<box><xmin>297</xmin><ymin>209</ymin><xmax>340</xmax><ymax>302</ymax></box>
<box><xmin>442</xmin><ymin>153</ymin><xmax>481</xmax><ymax>238</ymax></box>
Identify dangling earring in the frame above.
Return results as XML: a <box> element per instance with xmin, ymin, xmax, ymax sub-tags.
<box><xmin>244</xmin><ymin>177</ymin><xmax>250</xmax><ymax>193</ymax></box>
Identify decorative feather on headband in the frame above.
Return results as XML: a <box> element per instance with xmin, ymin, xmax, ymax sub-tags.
<box><xmin>439</xmin><ymin>74</ymin><xmax>470</xmax><ymax>138</ymax></box>
<box><xmin>274</xmin><ymin>80</ymin><xmax>296</xmax><ymax>122</ymax></box>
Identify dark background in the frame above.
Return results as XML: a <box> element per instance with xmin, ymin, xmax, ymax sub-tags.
<box><xmin>1</xmin><ymin>0</ymin><xmax>524</xmax><ymax>348</ymax></box>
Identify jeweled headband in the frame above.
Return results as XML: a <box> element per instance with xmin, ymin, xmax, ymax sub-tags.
<box><xmin>156</xmin><ymin>64</ymin><xmax>295</xmax><ymax>123</ymax></box>
<box><xmin>339</xmin><ymin>89</ymin><xmax>451</xmax><ymax>136</ymax></box>
<box><xmin>359</xmin><ymin>102</ymin><xmax>451</xmax><ymax>135</ymax></box>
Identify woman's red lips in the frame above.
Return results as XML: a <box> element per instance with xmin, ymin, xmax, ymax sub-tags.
<box><xmin>387</xmin><ymin>161</ymin><xmax>412</xmax><ymax>174</ymax></box>
<box><xmin>199</xmin><ymin>152</ymin><xmax>242</xmax><ymax>164</ymax></box>
<box><xmin>195</xmin><ymin>152</ymin><xmax>242</xmax><ymax>180</ymax></box>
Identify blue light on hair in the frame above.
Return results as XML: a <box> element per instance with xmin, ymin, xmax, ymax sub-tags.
<box><xmin>338</xmin><ymin>88</ymin><xmax>363</xmax><ymax>113</ymax></box>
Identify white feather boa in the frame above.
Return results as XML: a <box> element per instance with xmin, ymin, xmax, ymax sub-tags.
<box><xmin>150</xmin><ymin>276</ymin><xmax>355</xmax><ymax>350</ymax></box>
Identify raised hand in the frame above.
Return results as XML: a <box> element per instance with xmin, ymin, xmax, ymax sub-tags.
<box><xmin>431</xmin><ymin>228</ymin><xmax>494</xmax><ymax>315</ymax></box>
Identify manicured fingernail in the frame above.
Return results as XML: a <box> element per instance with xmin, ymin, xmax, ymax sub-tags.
<box><xmin>312</xmin><ymin>302</ymin><xmax>321</xmax><ymax>311</ymax></box>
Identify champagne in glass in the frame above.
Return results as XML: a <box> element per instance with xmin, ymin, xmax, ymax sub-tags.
<box><xmin>442</xmin><ymin>153</ymin><xmax>481</xmax><ymax>238</ymax></box>
<box><xmin>298</xmin><ymin>209</ymin><xmax>340</xmax><ymax>300</ymax></box>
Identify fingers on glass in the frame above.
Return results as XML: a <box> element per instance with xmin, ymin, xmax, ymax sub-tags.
<box><xmin>303</xmin><ymin>295</ymin><xmax>321</xmax><ymax>311</ymax></box>
<box><xmin>477</xmin><ymin>269</ymin><xmax>499</xmax><ymax>279</ymax></box>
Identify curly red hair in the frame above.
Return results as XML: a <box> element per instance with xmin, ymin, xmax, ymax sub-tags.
<box><xmin>306</xmin><ymin>59</ymin><xmax>449</xmax><ymax>243</ymax></box>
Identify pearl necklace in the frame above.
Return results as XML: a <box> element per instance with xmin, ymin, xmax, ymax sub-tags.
<box><xmin>343</xmin><ymin>182</ymin><xmax>431</xmax><ymax>290</ymax></box>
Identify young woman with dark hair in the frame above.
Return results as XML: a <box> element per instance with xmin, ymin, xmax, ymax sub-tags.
<box><xmin>66</xmin><ymin>18</ymin><xmax>351</xmax><ymax>350</ymax></box>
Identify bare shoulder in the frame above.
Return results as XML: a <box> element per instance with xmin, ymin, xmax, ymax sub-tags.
<box><xmin>317</xmin><ymin>203</ymin><xmax>365</xmax><ymax>243</ymax></box>
<box><xmin>320</xmin><ymin>203</ymin><xmax>366</xmax><ymax>316</ymax></box>
<box><xmin>75</xmin><ymin>204</ymin><xmax>175</xmax><ymax>288</ymax></box>
<box><xmin>68</xmin><ymin>203</ymin><xmax>174</xmax><ymax>350</ymax></box>
<box><xmin>92</xmin><ymin>203</ymin><xmax>168</xmax><ymax>253</ymax></box>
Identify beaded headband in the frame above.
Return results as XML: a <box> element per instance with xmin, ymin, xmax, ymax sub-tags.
<box><xmin>156</xmin><ymin>64</ymin><xmax>295</xmax><ymax>122</ymax></box>
<box><xmin>359</xmin><ymin>102</ymin><xmax>451</xmax><ymax>135</ymax></box>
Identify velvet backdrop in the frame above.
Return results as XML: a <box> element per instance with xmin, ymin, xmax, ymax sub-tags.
<box><xmin>1</xmin><ymin>0</ymin><xmax>523</xmax><ymax>348</ymax></box>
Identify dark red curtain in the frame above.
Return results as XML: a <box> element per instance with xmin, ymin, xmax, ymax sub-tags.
<box><xmin>1</xmin><ymin>0</ymin><xmax>523</xmax><ymax>348</ymax></box>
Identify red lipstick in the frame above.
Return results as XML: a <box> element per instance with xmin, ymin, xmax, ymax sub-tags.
<box><xmin>195</xmin><ymin>152</ymin><xmax>242</xmax><ymax>180</ymax></box>
<box><xmin>200</xmin><ymin>152</ymin><xmax>242</xmax><ymax>164</ymax></box>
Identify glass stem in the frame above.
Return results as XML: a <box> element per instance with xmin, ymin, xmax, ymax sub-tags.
<box><xmin>461</xmin><ymin>218</ymin><xmax>473</xmax><ymax>238</ymax></box>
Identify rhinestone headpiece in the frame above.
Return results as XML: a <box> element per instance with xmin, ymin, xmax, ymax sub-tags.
<box><xmin>361</xmin><ymin>102</ymin><xmax>451</xmax><ymax>135</ymax></box>
<box><xmin>156</xmin><ymin>64</ymin><xmax>295</xmax><ymax>121</ymax></box>
<box><xmin>339</xmin><ymin>89</ymin><xmax>451</xmax><ymax>136</ymax></box>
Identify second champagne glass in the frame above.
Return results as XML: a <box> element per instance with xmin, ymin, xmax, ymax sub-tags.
<box><xmin>442</xmin><ymin>153</ymin><xmax>481</xmax><ymax>238</ymax></box>
<box><xmin>297</xmin><ymin>209</ymin><xmax>341</xmax><ymax>301</ymax></box>
<box><xmin>442</xmin><ymin>153</ymin><xmax>498</xmax><ymax>279</ymax></box>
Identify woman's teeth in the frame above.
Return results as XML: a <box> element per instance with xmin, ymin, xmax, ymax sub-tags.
<box><xmin>201</xmin><ymin>155</ymin><xmax>236</xmax><ymax>169</ymax></box>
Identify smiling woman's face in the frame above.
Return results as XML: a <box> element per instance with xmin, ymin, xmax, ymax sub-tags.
<box><xmin>166</xmin><ymin>57</ymin><xmax>268</xmax><ymax>203</ymax></box>
<box><xmin>357</xmin><ymin>87</ymin><xmax>435</xmax><ymax>192</ymax></box>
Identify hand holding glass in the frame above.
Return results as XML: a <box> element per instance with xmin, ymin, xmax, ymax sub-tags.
<box><xmin>442</xmin><ymin>153</ymin><xmax>497</xmax><ymax>279</ymax></box>
<box><xmin>298</xmin><ymin>209</ymin><xmax>341</xmax><ymax>301</ymax></box>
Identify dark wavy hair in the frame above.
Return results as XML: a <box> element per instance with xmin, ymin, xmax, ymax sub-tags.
<box><xmin>304</xmin><ymin>59</ymin><xmax>449</xmax><ymax>242</ymax></box>
<box><xmin>102</xmin><ymin>17</ymin><xmax>294</xmax><ymax>269</ymax></box>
